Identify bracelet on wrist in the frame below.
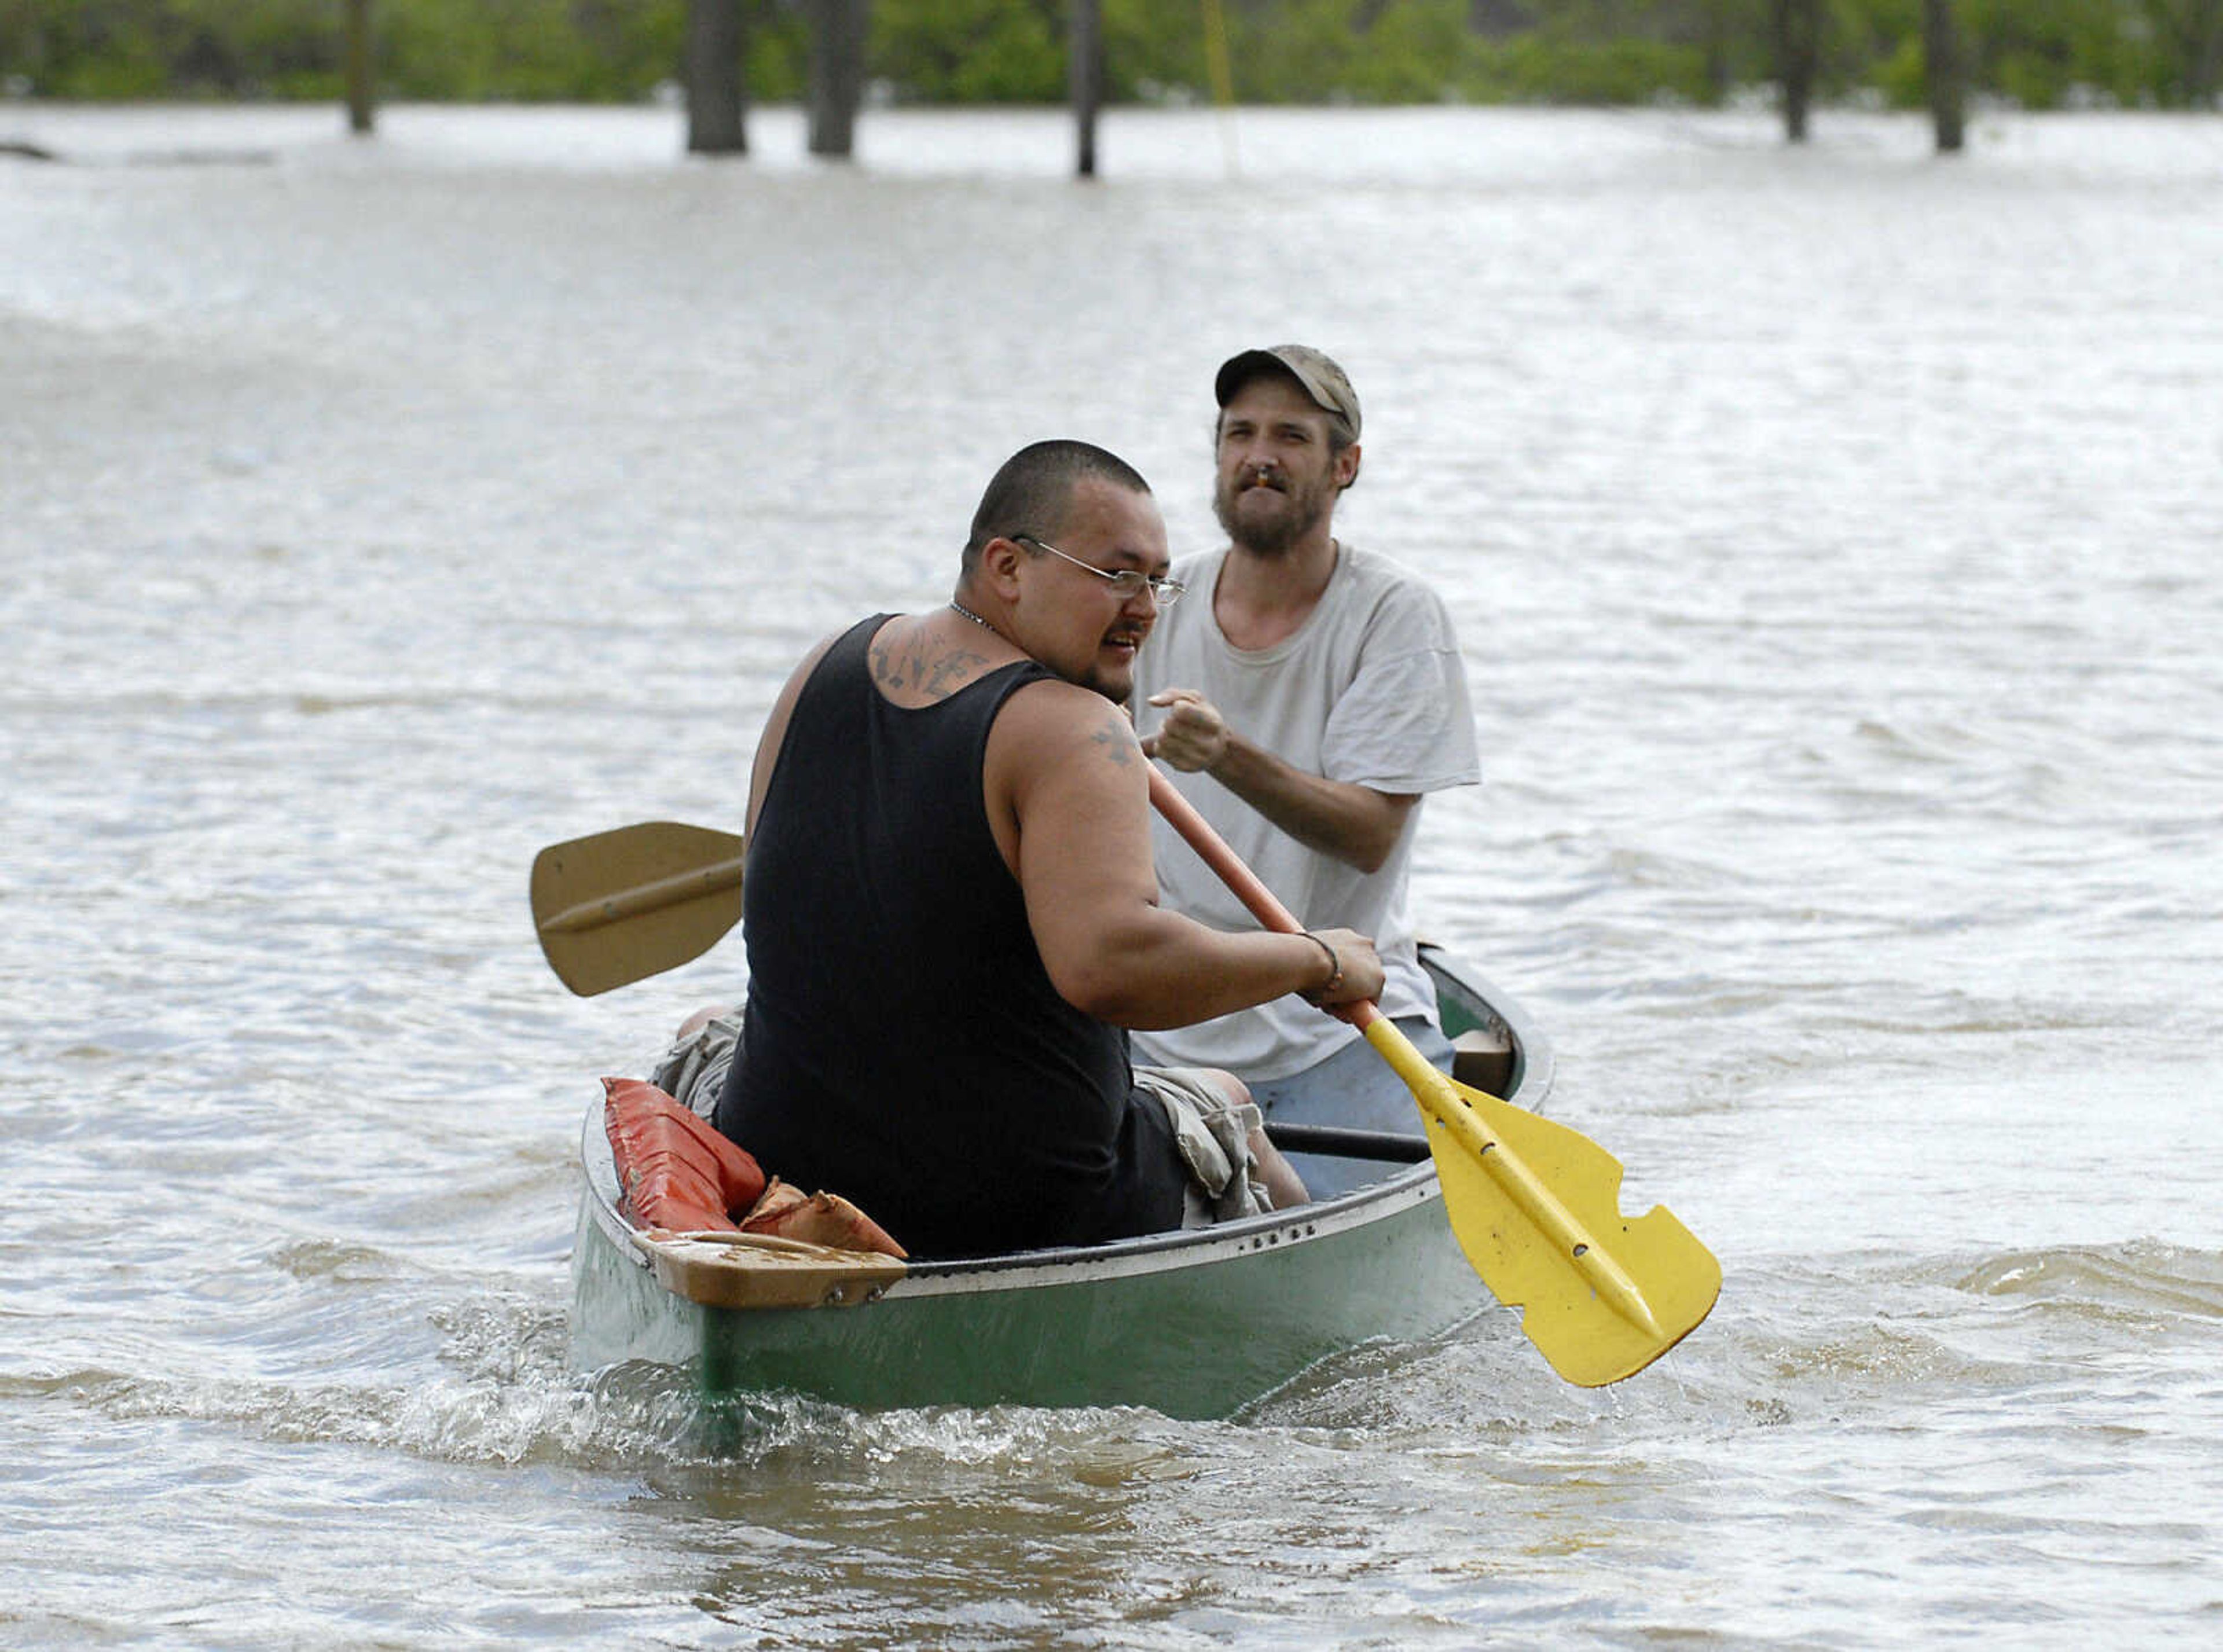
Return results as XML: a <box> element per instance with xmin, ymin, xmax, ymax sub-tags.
<box><xmin>1298</xmin><ymin>931</ymin><xmax>1342</xmax><ymax>1004</ymax></box>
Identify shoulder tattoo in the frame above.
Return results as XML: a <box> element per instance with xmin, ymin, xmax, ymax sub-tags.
<box><xmin>871</xmin><ymin>633</ymin><xmax>989</xmax><ymax>700</ymax></box>
<box><xmin>1090</xmin><ymin>709</ymin><xmax>1137</xmax><ymax>766</ymax></box>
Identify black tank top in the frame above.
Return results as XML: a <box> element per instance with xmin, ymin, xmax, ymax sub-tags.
<box><xmin>716</xmin><ymin>615</ymin><xmax>1185</xmax><ymax>1258</ymax></box>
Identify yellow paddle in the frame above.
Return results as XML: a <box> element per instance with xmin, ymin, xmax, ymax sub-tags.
<box><xmin>530</xmin><ymin>820</ymin><xmax>745</xmax><ymax>997</ymax></box>
<box><xmin>1148</xmin><ymin>769</ymin><xmax>1720</xmax><ymax>1386</ymax></box>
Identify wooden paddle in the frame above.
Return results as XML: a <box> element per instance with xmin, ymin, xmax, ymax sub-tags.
<box><xmin>530</xmin><ymin>820</ymin><xmax>745</xmax><ymax>997</ymax></box>
<box><xmin>1147</xmin><ymin>768</ymin><xmax>1720</xmax><ymax>1387</ymax></box>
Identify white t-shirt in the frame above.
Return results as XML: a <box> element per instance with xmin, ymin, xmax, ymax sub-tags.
<box><xmin>1131</xmin><ymin>544</ymin><xmax>1480</xmax><ymax>1081</ymax></box>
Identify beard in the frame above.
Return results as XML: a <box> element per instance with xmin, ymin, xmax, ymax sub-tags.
<box><xmin>1213</xmin><ymin>467</ymin><xmax>1333</xmax><ymax>555</ymax></box>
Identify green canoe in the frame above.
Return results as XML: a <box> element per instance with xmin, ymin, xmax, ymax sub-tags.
<box><xmin>568</xmin><ymin>944</ymin><xmax>1554</xmax><ymax>1419</ymax></box>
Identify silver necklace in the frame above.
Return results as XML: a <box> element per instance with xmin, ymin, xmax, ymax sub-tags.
<box><xmin>949</xmin><ymin>599</ymin><xmax>1002</xmax><ymax>637</ymax></box>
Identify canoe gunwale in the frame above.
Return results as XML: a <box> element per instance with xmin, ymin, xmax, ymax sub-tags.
<box><xmin>576</xmin><ymin>1090</ymin><xmax>1458</xmax><ymax>1302</ymax></box>
<box><xmin>576</xmin><ymin>945</ymin><xmax>1553</xmax><ymax>1304</ymax></box>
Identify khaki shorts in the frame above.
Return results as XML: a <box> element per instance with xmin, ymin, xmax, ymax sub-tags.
<box><xmin>1133</xmin><ymin>1066</ymin><xmax>1272</xmax><ymax>1227</ymax></box>
<box><xmin>650</xmin><ymin>1011</ymin><xmax>744</xmax><ymax>1119</ymax></box>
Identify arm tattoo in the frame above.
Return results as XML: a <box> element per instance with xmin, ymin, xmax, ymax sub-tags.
<box><xmin>1091</xmin><ymin>712</ymin><xmax>1136</xmax><ymax>766</ymax></box>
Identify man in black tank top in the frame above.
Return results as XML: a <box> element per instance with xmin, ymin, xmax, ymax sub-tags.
<box><xmin>714</xmin><ymin>440</ymin><xmax>1386</xmax><ymax>1260</ymax></box>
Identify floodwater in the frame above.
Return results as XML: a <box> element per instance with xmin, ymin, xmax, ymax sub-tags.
<box><xmin>3</xmin><ymin>100</ymin><xmax>2220</xmax><ymax>1647</ymax></box>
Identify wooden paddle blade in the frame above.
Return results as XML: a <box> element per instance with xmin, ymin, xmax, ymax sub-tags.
<box><xmin>530</xmin><ymin>821</ymin><xmax>746</xmax><ymax>997</ymax></box>
<box><xmin>1415</xmin><ymin>1063</ymin><xmax>1721</xmax><ymax>1387</ymax></box>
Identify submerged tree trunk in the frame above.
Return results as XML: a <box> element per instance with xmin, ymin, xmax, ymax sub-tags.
<box><xmin>807</xmin><ymin>0</ymin><xmax>868</xmax><ymax>158</ymax></box>
<box><xmin>343</xmin><ymin>0</ymin><xmax>374</xmax><ymax>135</ymax></box>
<box><xmin>2202</xmin><ymin>0</ymin><xmax>2223</xmax><ymax>107</ymax></box>
<box><xmin>1773</xmin><ymin>0</ymin><xmax>1820</xmax><ymax>142</ymax></box>
<box><xmin>1701</xmin><ymin>0</ymin><xmax>1733</xmax><ymax>105</ymax></box>
<box><xmin>1923</xmin><ymin>0</ymin><xmax>1967</xmax><ymax>152</ymax></box>
<box><xmin>1070</xmin><ymin>0</ymin><xmax>1102</xmax><ymax>178</ymax></box>
<box><xmin>2148</xmin><ymin>0</ymin><xmax>2223</xmax><ymax>106</ymax></box>
<box><xmin>685</xmin><ymin>0</ymin><xmax>747</xmax><ymax>156</ymax></box>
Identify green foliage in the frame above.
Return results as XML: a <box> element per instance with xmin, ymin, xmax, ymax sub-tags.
<box><xmin>1349</xmin><ymin>1</ymin><xmax>1476</xmax><ymax>102</ymax></box>
<box><xmin>752</xmin><ymin>7</ymin><xmax>809</xmax><ymax>101</ymax></box>
<box><xmin>1970</xmin><ymin>0</ymin><xmax>2160</xmax><ymax>108</ymax></box>
<box><xmin>1231</xmin><ymin>0</ymin><xmax>1387</xmax><ymax>102</ymax></box>
<box><xmin>1101</xmin><ymin>0</ymin><xmax>1208</xmax><ymax>98</ymax></box>
<box><xmin>374</xmin><ymin>0</ymin><xmax>685</xmax><ymax>102</ymax></box>
<box><xmin>0</xmin><ymin>0</ymin><xmax>780</xmax><ymax>102</ymax></box>
<box><xmin>873</xmin><ymin>0</ymin><xmax>1063</xmax><ymax>100</ymax></box>
<box><xmin>1869</xmin><ymin>34</ymin><xmax>1926</xmax><ymax>103</ymax></box>
<box><xmin>1484</xmin><ymin>34</ymin><xmax>1716</xmax><ymax>103</ymax></box>
<box><xmin>0</xmin><ymin>0</ymin><xmax>2215</xmax><ymax>111</ymax></box>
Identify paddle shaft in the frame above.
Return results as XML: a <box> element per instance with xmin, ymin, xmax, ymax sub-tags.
<box><xmin>1146</xmin><ymin>768</ymin><xmax>1666</xmax><ymax>1343</ymax></box>
<box><xmin>1144</xmin><ymin>772</ymin><xmax>1378</xmax><ymax>1027</ymax></box>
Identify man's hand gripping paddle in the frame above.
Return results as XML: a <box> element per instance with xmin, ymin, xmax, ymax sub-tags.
<box><xmin>1148</xmin><ymin>768</ymin><xmax>1719</xmax><ymax>1387</ymax></box>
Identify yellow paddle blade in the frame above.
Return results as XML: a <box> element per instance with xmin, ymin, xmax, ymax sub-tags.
<box><xmin>1366</xmin><ymin>1022</ymin><xmax>1721</xmax><ymax>1387</ymax></box>
<box><xmin>530</xmin><ymin>821</ymin><xmax>745</xmax><ymax>997</ymax></box>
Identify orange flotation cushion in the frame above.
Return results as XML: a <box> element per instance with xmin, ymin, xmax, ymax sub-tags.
<box><xmin>602</xmin><ymin>1076</ymin><xmax>767</xmax><ymax>1234</ymax></box>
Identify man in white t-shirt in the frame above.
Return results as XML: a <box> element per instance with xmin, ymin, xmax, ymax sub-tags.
<box><xmin>1133</xmin><ymin>346</ymin><xmax>1480</xmax><ymax>1196</ymax></box>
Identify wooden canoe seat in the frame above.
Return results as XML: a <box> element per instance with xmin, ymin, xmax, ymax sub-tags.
<box><xmin>1452</xmin><ymin>1024</ymin><xmax>1514</xmax><ymax>1097</ymax></box>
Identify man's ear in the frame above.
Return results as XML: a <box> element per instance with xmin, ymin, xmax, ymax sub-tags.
<box><xmin>1336</xmin><ymin>440</ymin><xmax>1363</xmax><ymax>491</ymax></box>
<box><xmin>980</xmin><ymin>534</ymin><xmax>1026</xmax><ymax>596</ymax></box>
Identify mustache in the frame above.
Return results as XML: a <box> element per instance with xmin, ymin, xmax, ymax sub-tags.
<box><xmin>1237</xmin><ymin>464</ymin><xmax>1285</xmax><ymax>491</ymax></box>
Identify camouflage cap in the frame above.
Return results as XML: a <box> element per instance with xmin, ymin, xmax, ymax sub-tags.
<box><xmin>1213</xmin><ymin>345</ymin><xmax>1361</xmax><ymax>440</ymax></box>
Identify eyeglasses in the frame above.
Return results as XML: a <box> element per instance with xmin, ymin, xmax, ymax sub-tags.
<box><xmin>1014</xmin><ymin>534</ymin><xmax>1186</xmax><ymax>605</ymax></box>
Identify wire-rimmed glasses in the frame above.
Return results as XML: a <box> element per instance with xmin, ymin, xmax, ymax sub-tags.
<box><xmin>1014</xmin><ymin>534</ymin><xmax>1187</xmax><ymax>605</ymax></box>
